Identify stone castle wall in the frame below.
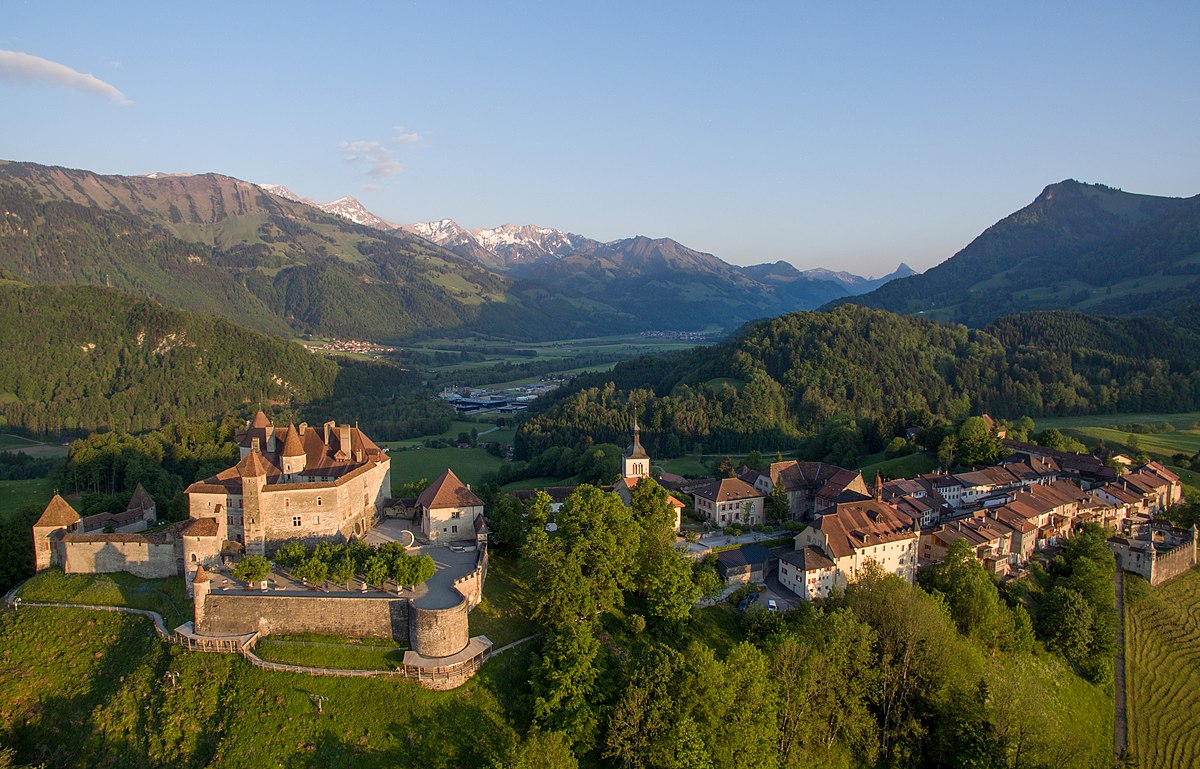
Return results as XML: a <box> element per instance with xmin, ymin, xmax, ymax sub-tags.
<box><xmin>1152</xmin><ymin>541</ymin><xmax>1196</xmax><ymax>586</ymax></box>
<box><xmin>62</xmin><ymin>539</ymin><xmax>179</xmax><ymax>579</ymax></box>
<box><xmin>199</xmin><ymin>593</ymin><xmax>409</xmax><ymax>641</ymax></box>
<box><xmin>409</xmin><ymin>601</ymin><xmax>470</xmax><ymax>657</ymax></box>
<box><xmin>451</xmin><ymin>546</ymin><xmax>488</xmax><ymax>609</ymax></box>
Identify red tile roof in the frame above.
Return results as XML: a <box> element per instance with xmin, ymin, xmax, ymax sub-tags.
<box><xmin>35</xmin><ymin>495</ymin><xmax>81</xmax><ymax>528</ymax></box>
<box><xmin>416</xmin><ymin>468</ymin><xmax>483</xmax><ymax>510</ymax></box>
<box><xmin>693</xmin><ymin>477</ymin><xmax>762</xmax><ymax>503</ymax></box>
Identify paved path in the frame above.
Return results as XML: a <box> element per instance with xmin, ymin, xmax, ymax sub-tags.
<box><xmin>1114</xmin><ymin>569</ymin><xmax>1127</xmax><ymax>761</ymax></box>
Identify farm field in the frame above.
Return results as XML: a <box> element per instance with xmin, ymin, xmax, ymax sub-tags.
<box><xmin>0</xmin><ymin>432</ymin><xmax>68</xmax><ymax>457</ymax></box>
<box><xmin>1033</xmin><ymin>412</ymin><xmax>1200</xmax><ymax>460</ymax></box>
<box><xmin>1124</xmin><ymin>569</ymin><xmax>1200</xmax><ymax>769</ymax></box>
<box><xmin>388</xmin><ymin>446</ymin><xmax>504</xmax><ymax>494</ymax></box>
<box><xmin>0</xmin><ymin>476</ymin><xmax>55</xmax><ymax>521</ymax></box>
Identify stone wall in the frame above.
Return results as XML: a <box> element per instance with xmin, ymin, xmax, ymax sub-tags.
<box><xmin>409</xmin><ymin>602</ymin><xmax>470</xmax><ymax>657</ymax></box>
<box><xmin>199</xmin><ymin>593</ymin><xmax>408</xmax><ymax>641</ymax></box>
<box><xmin>1152</xmin><ymin>542</ymin><xmax>1196</xmax><ymax>585</ymax></box>
<box><xmin>451</xmin><ymin>546</ymin><xmax>488</xmax><ymax>609</ymax></box>
<box><xmin>62</xmin><ymin>538</ymin><xmax>179</xmax><ymax>579</ymax></box>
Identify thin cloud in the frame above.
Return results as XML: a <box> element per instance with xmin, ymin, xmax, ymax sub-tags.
<box><xmin>338</xmin><ymin>127</ymin><xmax>421</xmax><ymax>178</ymax></box>
<box><xmin>0</xmin><ymin>50</ymin><xmax>132</xmax><ymax>105</ymax></box>
<box><xmin>337</xmin><ymin>139</ymin><xmax>403</xmax><ymax>178</ymax></box>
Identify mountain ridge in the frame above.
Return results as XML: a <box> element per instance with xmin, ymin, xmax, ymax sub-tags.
<box><xmin>836</xmin><ymin>180</ymin><xmax>1199</xmax><ymax>324</ymax></box>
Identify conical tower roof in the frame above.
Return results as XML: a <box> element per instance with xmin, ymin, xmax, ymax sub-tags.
<box><xmin>250</xmin><ymin>410</ymin><xmax>271</xmax><ymax>429</ymax></box>
<box><xmin>35</xmin><ymin>494</ymin><xmax>81</xmax><ymax>528</ymax></box>
<box><xmin>625</xmin><ymin>418</ymin><xmax>648</xmax><ymax>460</ymax></box>
<box><xmin>282</xmin><ymin>423</ymin><xmax>305</xmax><ymax>457</ymax></box>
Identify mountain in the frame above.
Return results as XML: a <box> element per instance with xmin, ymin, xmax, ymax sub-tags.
<box><xmin>0</xmin><ymin>161</ymin><xmax>505</xmax><ymax>340</ymax></box>
<box><xmin>256</xmin><ymin>184</ymin><xmax>397</xmax><ymax>230</ymax></box>
<box><xmin>799</xmin><ymin>262</ymin><xmax>916</xmax><ymax>294</ymax></box>
<box><xmin>837</xmin><ymin>180</ymin><xmax>1200</xmax><ymax>325</ymax></box>
<box><xmin>0</xmin><ymin>282</ymin><xmax>338</xmax><ymax>434</ymax></box>
<box><xmin>516</xmin><ymin>304</ymin><xmax>1200</xmax><ymax>458</ymax></box>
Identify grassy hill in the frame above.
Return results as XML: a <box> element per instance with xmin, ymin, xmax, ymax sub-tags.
<box><xmin>839</xmin><ymin>180</ymin><xmax>1200</xmax><ymax>326</ymax></box>
<box><xmin>0</xmin><ymin>161</ymin><xmax>505</xmax><ymax>340</ymax></box>
<box><xmin>1125</xmin><ymin>570</ymin><xmax>1200</xmax><ymax>768</ymax></box>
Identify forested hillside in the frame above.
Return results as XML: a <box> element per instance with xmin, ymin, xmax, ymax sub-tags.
<box><xmin>516</xmin><ymin>305</ymin><xmax>1200</xmax><ymax>457</ymax></box>
<box><xmin>0</xmin><ymin>283</ymin><xmax>337</xmax><ymax>433</ymax></box>
<box><xmin>0</xmin><ymin>162</ymin><xmax>504</xmax><ymax>340</ymax></box>
<box><xmin>838</xmin><ymin>180</ymin><xmax>1200</xmax><ymax>325</ymax></box>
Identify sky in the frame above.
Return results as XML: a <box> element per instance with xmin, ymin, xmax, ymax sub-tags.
<box><xmin>3</xmin><ymin>1</ymin><xmax>1198</xmax><ymax>276</ymax></box>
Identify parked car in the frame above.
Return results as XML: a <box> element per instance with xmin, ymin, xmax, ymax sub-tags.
<box><xmin>747</xmin><ymin>590</ymin><xmax>761</xmax><ymax>604</ymax></box>
<box><xmin>767</xmin><ymin>599</ymin><xmax>778</xmax><ymax>613</ymax></box>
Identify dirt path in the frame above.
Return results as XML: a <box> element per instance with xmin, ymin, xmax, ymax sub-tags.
<box><xmin>1114</xmin><ymin>569</ymin><xmax>1127</xmax><ymax>761</ymax></box>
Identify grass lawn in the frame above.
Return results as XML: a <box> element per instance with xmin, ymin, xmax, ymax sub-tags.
<box><xmin>1034</xmin><ymin>411</ymin><xmax>1200</xmax><ymax>431</ymax></box>
<box><xmin>1168</xmin><ymin>465</ymin><xmax>1200</xmax><ymax>498</ymax></box>
<box><xmin>469</xmin><ymin>554</ymin><xmax>539</xmax><ymax>648</ymax></box>
<box><xmin>1125</xmin><ymin>569</ymin><xmax>1200</xmax><ymax>768</ymax></box>
<box><xmin>1059</xmin><ymin>425</ymin><xmax>1200</xmax><ymax>460</ymax></box>
<box><xmin>499</xmin><ymin>475</ymin><xmax>566</xmax><ymax>492</ymax></box>
<box><xmin>658</xmin><ymin>456</ymin><xmax>715</xmax><ymax>477</ymax></box>
<box><xmin>856</xmin><ymin>451</ymin><xmax>937</xmax><ymax>479</ymax></box>
<box><xmin>389</xmin><ymin>447</ymin><xmax>504</xmax><ymax>493</ymax></box>
<box><xmin>254</xmin><ymin>635</ymin><xmax>407</xmax><ymax>671</ymax></box>
<box><xmin>17</xmin><ymin>568</ymin><xmax>192</xmax><ymax>629</ymax></box>
<box><xmin>381</xmin><ymin>418</ymin><xmax>505</xmax><ymax>449</ymax></box>
<box><xmin>0</xmin><ymin>432</ymin><xmax>67</xmax><ymax>457</ymax></box>
<box><xmin>0</xmin><ymin>476</ymin><xmax>55</xmax><ymax>521</ymax></box>
<box><xmin>0</xmin><ymin>606</ymin><xmax>531</xmax><ymax>769</ymax></box>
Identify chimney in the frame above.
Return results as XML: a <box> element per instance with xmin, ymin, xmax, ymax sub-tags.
<box><xmin>251</xmin><ymin>437</ymin><xmax>260</xmax><ymax>453</ymax></box>
<box><xmin>323</xmin><ymin>420</ymin><xmax>335</xmax><ymax>445</ymax></box>
<box><xmin>299</xmin><ymin>422</ymin><xmax>307</xmax><ymax>436</ymax></box>
<box><xmin>337</xmin><ymin>425</ymin><xmax>351</xmax><ymax>460</ymax></box>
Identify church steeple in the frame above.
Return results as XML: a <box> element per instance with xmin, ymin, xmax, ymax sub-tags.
<box><xmin>624</xmin><ymin>414</ymin><xmax>649</xmax><ymax>478</ymax></box>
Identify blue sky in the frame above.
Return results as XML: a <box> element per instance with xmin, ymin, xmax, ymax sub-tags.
<box><xmin>3</xmin><ymin>1</ymin><xmax>1198</xmax><ymax>275</ymax></box>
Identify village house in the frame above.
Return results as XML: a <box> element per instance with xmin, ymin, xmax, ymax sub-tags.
<box><xmin>746</xmin><ymin>460</ymin><xmax>869</xmax><ymax>520</ymax></box>
<box><xmin>693</xmin><ymin>477</ymin><xmax>765</xmax><ymax>527</ymax></box>
<box><xmin>777</xmin><ymin>546</ymin><xmax>837</xmax><ymax>601</ymax></box>
<box><xmin>780</xmin><ymin>488</ymin><xmax>919</xmax><ymax>601</ymax></box>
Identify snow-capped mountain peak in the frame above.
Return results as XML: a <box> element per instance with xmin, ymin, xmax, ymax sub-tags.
<box><xmin>258</xmin><ymin>183</ymin><xmax>303</xmax><ymax>202</ymax></box>
<box><xmin>316</xmin><ymin>195</ymin><xmax>396</xmax><ymax>230</ymax></box>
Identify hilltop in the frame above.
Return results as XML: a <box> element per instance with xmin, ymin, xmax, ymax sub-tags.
<box><xmin>838</xmin><ymin>180</ymin><xmax>1200</xmax><ymax>325</ymax></box>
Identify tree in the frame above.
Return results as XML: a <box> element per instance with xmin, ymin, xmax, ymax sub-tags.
<box><xmin>716</xmin><ymin>456</ymin><xmax>735</xmax><ymax>478</ymax></box>
<box><xmin>938</xmin><ymin>436</ymin><xmax>957</xmax><ymax>469</ymax></box>
<box><xmin>641</xmin><ymin>546</ymin><xmax>701</xmax><ymax>623</ymax></box>
<box><xmin>766</xmin><ymin>483</ymin><xmax>789</xmax><ymax>521</ymax></box>
<box><xmin>273</xmin><ymin>540</ymin><xmax>307</xmax><ymax>568</ymax></box>
<box><xmin>526</xmin><ymin>485</ymin><xmax>639</xmax><ymax>629</ymax></box>
<box><xmin>363</xmin><ymin>554</ymin><xmax>390</xmax><ymax>587</ymax></box>
<box><xmin>233</xmin><ymin>555</ymin><xmax>270</xmax><ymax>583</ymax></box>
<box><xmin>509</xmin><ymin>730</ymin><xmax>579</xmax><ymax>769</ymax></box>
<box><xmin>917</xmin><ymin>539</ymin><xmax>1002</xmax><ymax>647</ymax></box>
<box><xmin>329</xmin><ymin>555</ymin><xmax>355</xmax><ymax>585</ymax></box>
<box><xmin>957</xmin><ymin>417</ymin><xmax>1003</xmax><ymax>467</ymax></box>
<box><xmin>745</xmin><ymin>450</ymin><xmax>765</xmax><ymax>472</ymax></box>
<box><xmin>486</xmin><ymin>492</ymin><xmax>527</xmax><ymax>554</ymax></box>
<box><xmin>1038</xmin><ymin>586</ymin><xmax>1094</xmax><ymax>662</ymax></box>
<box><xmin>530</xmin><ymin>625</ymin><xmax>602</xmax><ymax>750</ymax></box>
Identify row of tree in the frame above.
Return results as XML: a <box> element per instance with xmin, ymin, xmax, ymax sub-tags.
<box><xmin>236</xmin><ymin>539</ymin><xmax>436</xmax><ymax>589</ymax></box>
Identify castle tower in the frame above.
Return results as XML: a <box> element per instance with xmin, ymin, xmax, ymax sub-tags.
<box><xmin>874</xmin><ymin>471</ymin><xmax>884</xmax><ymax>502</ymax></box>
<box><xmin>32</xmin><ymin>495</ymin><xmax>80</xmax><ymax>571</ymax></box>
<box><xmin>623</xmin><ymin>417</ymin><xmax>650</xmax><ymax>479</ymax></box>
<box><xmin>280</xmin><ymin>423</ymin><xmax>306</xmax><ymax>476</ymax></box>
<box><xmin>236</xmin><ymin>449</ymin><xmax>272</xmax><ymax>557</ymax></box>
<box><xmin>191</xmin><ymin>565</ymin><xmax>211</xmax><ymax>627</ymax></box>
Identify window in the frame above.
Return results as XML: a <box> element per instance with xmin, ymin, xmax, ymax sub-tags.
<box><xmin>292</xmin><ymin>516</ymin><xmax>302</xmax><ymax>527</ymax></box>
<box><xmin>317</xmin><ymin>497</ymin><xmax>322</xmax><ymax>506</ymax></box>
<box><xmin>191</xmin><ymin>553</ymin><xmax>197</xmax><ymax>563</ymax></box>
<box><xmin>452</xmin><ymin>525</ymin><xmax>458</xmax><ymax>533</ymax></box>
<box><xmin>285</xmin><ymin>498</ymin><xmax>289</xmax><ymax>508</ymax></box>
<box><xmin>451</xmin><ymin>511</ymin><xmax>462</xmax><ymax>519</ymax></box>
<box><xmin>313</xmin><ymin>515</ymin><xmax>320</xmax><ymax>525</ymax></box>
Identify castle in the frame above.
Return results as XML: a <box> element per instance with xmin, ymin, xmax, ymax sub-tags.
<box><xmin>31</xmin><ymin>413</ymin><xmax>494</xmax><ymax>689</ymax></box>
<box><xmin>34</xmin><ymin>412</ymin><xmax>392</xmax><ymax>585</ymax></box>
